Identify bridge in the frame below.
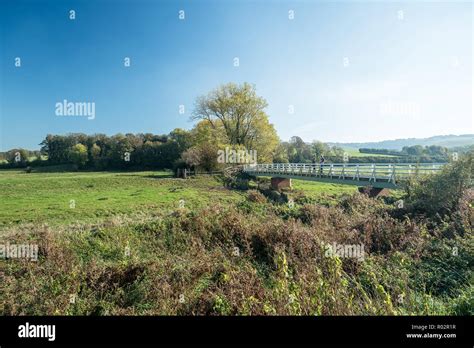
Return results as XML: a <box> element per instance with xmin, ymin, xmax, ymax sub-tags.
<box><xmin>243</xmin><ymin>163</ymin><xmax>445</xmax><ymax>196</ymax></box>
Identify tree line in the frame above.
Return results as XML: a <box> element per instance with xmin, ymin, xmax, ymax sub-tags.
<box><xmin>1</xmin><ymin>83</ymin><xmax>279</xmax><ymax>171</ymax></box>
<box><xmin>359</xmin><ymin>145</ymin><xmax>451</xmax><ymax>162</ymax></box>
<box><xmin>0</xmin><ymin>82</ymin><xmax>456</xmax><ymax>170</ymax></box>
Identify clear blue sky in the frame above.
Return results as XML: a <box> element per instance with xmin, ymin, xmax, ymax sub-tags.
<box><xmin>0</xmin><ymin>0</ymin><xmax>472</xmax><ymax>150</ymax></box>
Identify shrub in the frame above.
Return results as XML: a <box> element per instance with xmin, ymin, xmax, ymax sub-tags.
<box><xmin>411</xmin><ymin>234</ymin><xmax>473</xmax><ymax>297</ymax></box>
<box><xmin>404</xmin><ymin>152</ymin><xmax>473</xmax><ymax>217</ymax></box>
<box><xmin>247</xmin><ymin>190</ymin><xmax>266</xmax><ymax>203</ymax></box>
<box><xmin>6</xmin><ymin>148</ymin><xmax>29</xmax><ymax>167</ymax></box>
<box><xmin>449</xmin><ymin>285</ymin><xmax>474</xmax><ymax>315</ymax></box>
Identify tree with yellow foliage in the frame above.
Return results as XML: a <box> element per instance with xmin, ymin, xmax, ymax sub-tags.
<box><xmin>192</xmin><ymin>82</ymin><xmax>279</xmax><ymax>163</ymax></box>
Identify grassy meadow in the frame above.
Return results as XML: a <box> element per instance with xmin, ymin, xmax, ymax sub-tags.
<box><xmin>342</xmin><ymin>148</ymin><xmax>399</xmax><ymax>158</ymax></box>
<box><xmin>0</xmin><ymin>169</ymin><xmax>359</xmax><ymax>227</ymax></box>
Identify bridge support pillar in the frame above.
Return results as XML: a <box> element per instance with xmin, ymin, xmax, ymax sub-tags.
<box><xmin>271</xmin><ymin>177</ymin><xmax>292</xmax><ymax>191</ymax></box>
<box><xmin>358</xmin><ymin>186</ymin><xmax>390</xmax><ymax>198</ymax></box>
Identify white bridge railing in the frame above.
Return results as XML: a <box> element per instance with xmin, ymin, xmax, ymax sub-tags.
<box><xmin>242</xmin><ymin>163</ymin><xmax>446</xmax><ymax>185</ymax></box>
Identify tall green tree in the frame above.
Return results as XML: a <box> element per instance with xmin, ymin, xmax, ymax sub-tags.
<box><xmin>192</xmin><ymin>82</ymin><xmax>279</xmax><ymax>162</ymax></box>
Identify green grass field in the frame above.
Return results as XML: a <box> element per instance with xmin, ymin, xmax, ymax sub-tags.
<box><xmin>0</xmin><ymin>170</ymin><xmax>243</xmax><ymax>227</ymax></box>
<box><xmin>291</xmin><ymin>179</ymin><xmax>357</xmax><ymax>201</ymax></box>
<box><xmin>0</xmin><ymin>169</ymin><xmax>358</xmax><ymax>227</ymax></box>
<box><xmin>342</xmin><ymin>148</ymin><xmax>399</xmax><ymax>158</ymax></box>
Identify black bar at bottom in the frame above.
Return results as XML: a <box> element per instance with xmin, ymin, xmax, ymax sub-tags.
<box><xmin>0</xmin><ymin>316</ymin><xmax>471</xmax><ymax>346</ymax></box>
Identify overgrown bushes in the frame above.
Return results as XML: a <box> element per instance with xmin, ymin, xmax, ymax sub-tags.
<box><xmin>404</xmin><ymin>152</ymin><xmax>473</xmax><ymax>218</ymax></box>
<box><xmin>2</xmin><ymin>192</ymin><xmax>472</xmax><ymax>315</ymax></box>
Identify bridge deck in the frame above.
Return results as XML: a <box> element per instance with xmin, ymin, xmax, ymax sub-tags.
<box><xmin>243</xmin><ymin>163</ymin><xmax>445</xmax><ymax>189</ymax></box>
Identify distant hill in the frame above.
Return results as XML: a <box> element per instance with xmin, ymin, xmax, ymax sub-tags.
<box><xmin>328</xmin><ymin>134</ymin><xmax>474</xmax><ymax>150</ymax></box>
